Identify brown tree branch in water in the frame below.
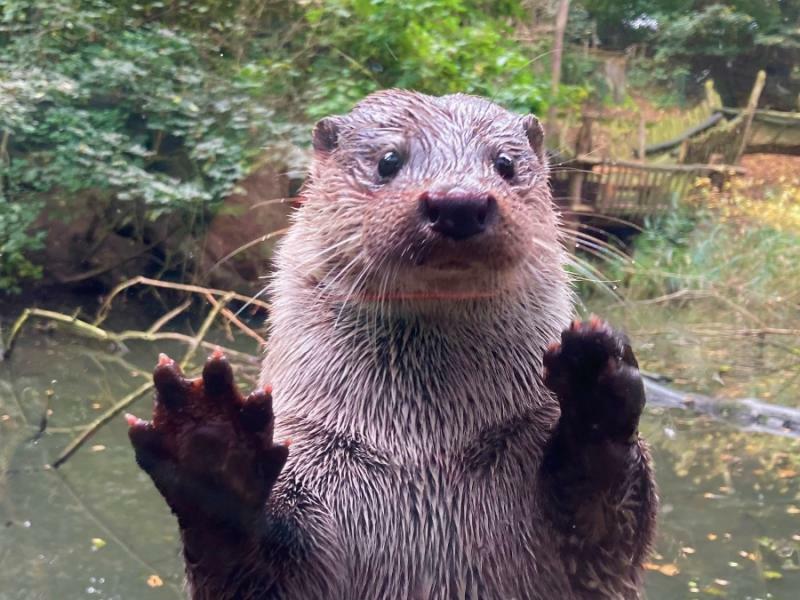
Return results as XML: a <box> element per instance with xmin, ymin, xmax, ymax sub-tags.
<box><xmin>1</xmin><ymin>281</ymin><xmax>267</xmax><ymax>468</ymax></box>
<box><xmin>145</xmin><ymin>298</ymin><xmax>193</xmax><ymax>334</ymax></box>
<box><xmin>94</xmin><ymin>275</ymin><xmax>270</xmax><ymax>327</ymax></box>
<box><xmin>204</xmin><ymin>292</ymin><xmax>266</xmax><ymax>347</ymax></box>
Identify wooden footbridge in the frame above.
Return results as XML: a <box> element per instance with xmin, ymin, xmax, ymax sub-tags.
<box><xmin>552</xmin><ymin>70</ymin><xmax>799</xmax><ymax>220</ymax></box>
<box><xmin>549</xmin><ymin>157</ymin><xmax>736</xmax><ymax>219</ymax></box>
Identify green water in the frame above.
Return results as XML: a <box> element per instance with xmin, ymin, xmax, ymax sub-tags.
<box><xmin>1</xmin><ymin>314</ymin><xmax>799</xmax><ymax>599</ymax></box>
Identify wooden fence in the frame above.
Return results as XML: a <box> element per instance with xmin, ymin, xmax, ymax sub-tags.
<box><xmin>551</xmin><ymin>156</ymin><xmax>740</xmax><ymax>218</ymax></box>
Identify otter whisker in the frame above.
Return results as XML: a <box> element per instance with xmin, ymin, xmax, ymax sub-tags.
<box><xmin>208</xmin><ymin>227</ymin><xmax>290</xmax><ymax>275</ymax></box>
<box><xmin>312</xmin><ymin>249</ymin><xmax>365</xmax><ymax>308</ymax></box>
<box><xmin>566</xmin><ymin>230</ymin><xmax>630</xmax><ymax>263</ymax></box>
<box><xmin>334</xmin><ymin>254</ymin><xmax>375</xmax><ymax>329</ymax></box>
<box><xmin>293</xmin><ymin>234</ymin><xmax>362</xmax><ymax>273</ymax></box>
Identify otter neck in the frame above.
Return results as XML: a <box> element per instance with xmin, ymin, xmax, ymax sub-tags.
<box><xmin>264</xmin><ymin>269</ymin><xmax>570</xmax><ymax>458</ymax></box>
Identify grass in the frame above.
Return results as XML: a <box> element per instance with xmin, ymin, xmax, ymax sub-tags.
<box><xmin>577</xmin><ymin>171</ymin><xmax>800</xmax><ymax>405</ymax></box>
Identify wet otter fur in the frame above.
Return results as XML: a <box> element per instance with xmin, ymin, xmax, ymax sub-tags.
<box><xmin>128</xmin><ymin>90</ymin><xmax>657</xmax><ymax>599</ymax></box>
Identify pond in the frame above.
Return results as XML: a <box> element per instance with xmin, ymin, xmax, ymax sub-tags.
<box><xmin>1</xmin><ymin>302</ymin><xmax>799</xmax><ymax>600</ymax></box>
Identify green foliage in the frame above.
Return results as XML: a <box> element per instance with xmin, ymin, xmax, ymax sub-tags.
<box><xmin>1</xmin><ymin>0</ymin><xmax>288</xmax><ymax>212</ymax></box>
<box><xmin>0</xmin><ymin>0</ymin><xmax>578</xmax><ymax>292</ymax></box>
<box><xmin>654</xmin><ymin>5</ymin><xmax>756</xmax><ymax>63</ymax></box>
<box><xmin>599</xmin><ymin>205</ymin><xmax>800</xmax><ymax>323</ymax></box>
<box><xmin>578</xmin><ymin>0</ymin><xmax>800</xmax><ymax>107</ymax></box>
<box><xmin>0</xmin><ymin>196</ymin><xmax>44</xmax><ymax>293</ymax></box>
<box><xmin>0</xmin><ymin>0</ymin><xmax>304</xmax><ymax>290</ymax></box>
<box><xmin>652</xmin><ymin>3</ymin><xmax>800</xmax><ymax>106</ymax></box>
<box><xmin>252</xmin><ymin>0</ymin><xmax>575</xmax><ymax>120</ymax></box>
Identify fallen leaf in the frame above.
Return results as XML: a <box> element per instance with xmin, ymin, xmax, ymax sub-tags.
<box><xmin>147</xmin><ymin>575</ymin><xmax>163</xmax><ymax>588</ymax></box>
<box><xmin>644</xmin><ymin>562</ymin><xmax>680</xmax><ymax>576</ymax></box>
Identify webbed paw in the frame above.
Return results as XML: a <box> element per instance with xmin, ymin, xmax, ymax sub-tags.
<box><xmin>127</xmin><ymin>351</ymin><xmax>288</xmax><ymax>531</ymax></box>
<box><xmin>543</xmin><ymin>316</ymin><xmax>645</xmax><ymax>444</ymax></box>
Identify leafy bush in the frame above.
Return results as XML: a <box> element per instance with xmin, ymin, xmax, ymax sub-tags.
<box><xmin>0</xmin><ymin>197</ymin><xmax>44</xmax><ymax>293</ymax></box>
<box><xmin>0</xmin><ymin>0</ymin><xmax>581</xmax><ymax>292</ymax></box>
<box><xmin>652</xmin><ymin>3</ymin><xmax>800</xmax><ymax>107</ymax></box>
<box><xmin>596</xmin><ymin>177</ymin><xmax>800</xmax><ymax>328</ymax></box>
<box><xmin>248</xmin><ymin>0</ymin><xmax>579</xmax><ymax>120</ymax></box>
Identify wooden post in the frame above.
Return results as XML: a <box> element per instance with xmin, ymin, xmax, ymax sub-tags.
<box><xmin>546</xmin><ymin>0</ymin><xmax>571</xmax><ymax>136</ymax></box>
<box><xmin>568</xmin><ymin>109</ymin><xmax>593</xmax><ymax>211</ymax></box>
<box><xmin>704</xmin><ymin>79</ymin><xmax>722</xmax><ymax>110</ymax></box>
<box><xmin>733</xmin><ymin>70</ymin><xmax>766</xmax><ymax>165</ymax></box>
<box><xmin>638</xmin><ymin>112</ymin><xmax>646</xmax><ymax>162</ymax></box>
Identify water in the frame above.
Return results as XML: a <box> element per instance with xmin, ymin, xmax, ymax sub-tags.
<box><xmin>1</xmin><ymin>312</ymin><xmax>799</xmax><ymax>599</ymax></box>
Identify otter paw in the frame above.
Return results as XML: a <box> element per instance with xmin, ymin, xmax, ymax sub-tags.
<box><xmin>127</xmin><ymin>350</ymin><xmax>288</xmax><ymax>531</ymax></box>
<box><xmin>543</xmin><ymin>316</ymin><xmax>645</xmax><ymax>444</ymax></box>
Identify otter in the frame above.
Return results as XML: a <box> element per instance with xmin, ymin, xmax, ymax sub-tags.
<box><xmin>127</xmin><ymin>90</ymin><xmax>657</xmax><ymax>599</ymax></box>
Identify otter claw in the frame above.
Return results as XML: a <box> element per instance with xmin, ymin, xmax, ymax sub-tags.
<box><xmin>153</xmin><ymin>357</ymin><xmax>188</xmax><ymax>409</ymax></box>
<box><xmin>240</xmin><ymin>389</ymin><xmax>274</xmax><ymax>433</ymax></box>
<box><xmin>202</xmin><ymin>351</ymin><xmax>236</xmax><ymax>396</ymax></box>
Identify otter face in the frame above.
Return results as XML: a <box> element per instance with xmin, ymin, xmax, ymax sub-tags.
<box><xmin>294</xmin><ymin>90</ymin><xmax>563</xmax><ymax>304</ymax></box>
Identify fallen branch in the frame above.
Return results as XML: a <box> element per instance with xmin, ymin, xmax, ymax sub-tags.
<box><xmin>94</xmin><ymin>276</ymin><xmax>270</xmax><ymax>327</ymax></box>
<box><xmin>645</xmin><ymin>378</ymin><xmax>800</xmax><ymax>439</ymax></box>
<box><xmin>204</xmin><ymin>292</ymin><xmax>266</xmax><ymax>347</ymax></box>
<box><xmin>2</xmin><ymin>307</ymin><xmax>260</xmax><ymax>364</ymax></box>
<box><xmin>146</xmin><ymin>298</ymin><xmax>193</xmax><ymax>334</ymax></box>
<box><xmin>51</xmin><ymin>381</ymin><xmax>153</xmax><ymax>469</ymax></box>
<box><xmin>2</xmin><ymin>308</ymin><xmax>113</xmax><ymax>360</ymax></box>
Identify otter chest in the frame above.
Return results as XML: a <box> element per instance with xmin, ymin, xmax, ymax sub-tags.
<box><xmin>291</xmin><ymin>423</ymin><xmax>574</xmax><ymax>600</ymax></box>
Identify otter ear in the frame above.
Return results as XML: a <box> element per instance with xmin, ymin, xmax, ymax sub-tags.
<box><xmin>522</xmin><ymin>114</ymin><xmax>545</xmax><ymax>162</ymax></box>
<box><xmin>312</xmin><ymin>116</ymin><xmax>343</xmax><ymax>154</ymax></box>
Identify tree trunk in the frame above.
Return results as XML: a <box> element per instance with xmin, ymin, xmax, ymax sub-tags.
<box><xmin>546</xmin><ymin>0</ymin><xmax>571</xmax><ymax>135</ymax></box>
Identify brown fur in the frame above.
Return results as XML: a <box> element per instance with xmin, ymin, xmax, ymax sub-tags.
<box><xmin>133</xmin><ymin>90</ymin><xmax>657</xmax><ymax>599</ymax></box>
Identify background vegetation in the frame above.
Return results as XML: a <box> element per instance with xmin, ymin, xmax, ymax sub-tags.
<box><xmin>3</xmin><ymin>0</ymin><xmax>798</xmax><ymax>293</ymax></box>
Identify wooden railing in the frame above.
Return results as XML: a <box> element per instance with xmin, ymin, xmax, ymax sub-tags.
<box><xmin>551</xmin><ymin>157</ymin><xmax>741</xmax><ymax>218</ymax></box>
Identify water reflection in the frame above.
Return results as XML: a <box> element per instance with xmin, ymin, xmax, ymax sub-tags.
<box><xmin>1</xmin><ymin>329</ymin><xmax>798</xmax><ymax>599</ymax></box>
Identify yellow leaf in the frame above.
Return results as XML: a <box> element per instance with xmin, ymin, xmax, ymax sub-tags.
<box><xmin>147</xmin><ymin>575</ymin><xmax>163</xmax><ymax>588</ymax></box>
<box><xmin>644</xmin><ymin>562</ymin><xmax>680</xmax><ymax>576</ymax></box>
<box><xmin>90</xmin><ymin>537</ymin><xmax>106</xmax><ymax>551</ymax></box>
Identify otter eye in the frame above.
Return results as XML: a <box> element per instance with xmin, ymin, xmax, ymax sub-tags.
<box><xmin>494</xmin><ymin>154</ymin><xmax>515</xmax><ymax>180</ymax></box>
<box><xmin>378</xmin><ymin>151</ymin><xmax>403</xmax><ymax>179</ymax></box>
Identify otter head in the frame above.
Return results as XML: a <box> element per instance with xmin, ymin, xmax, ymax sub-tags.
<box><xmin>288</xmin><ymin>90</ymin><xmax>563</xmax><ymax>312</ymax></box>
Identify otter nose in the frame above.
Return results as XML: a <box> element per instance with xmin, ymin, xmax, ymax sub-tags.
<box><xmin>420</xmin><ymin>190</ymin><xmax>497</xmax><ymax>240</ymax></box>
